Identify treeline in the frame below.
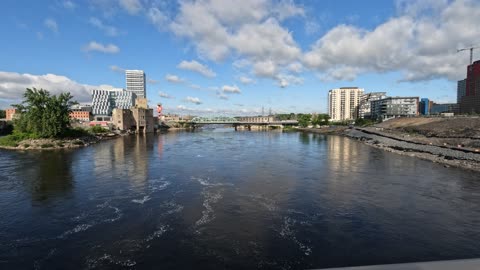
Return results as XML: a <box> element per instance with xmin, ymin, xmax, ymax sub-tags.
<box><xmin>275</xmin><ymin>113</ymin><xmax>330</xmax><ymax>128</ymax></box>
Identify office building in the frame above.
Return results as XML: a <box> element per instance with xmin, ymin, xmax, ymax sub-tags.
<box><xmin>126</xmin><ymin>70</ymin><xmax>146</xmax><ymax>99</ymax></box>
<box><xmin>371</xmin><ymin>97</ymin><xmax>419</xmax><ymax>120</ymax></box>
<box><xmin>328</xmin><ymin>87</ymin><xmax>364</xmax><ymax>121</ymax></box>
<box><xmin>91</xmin><ymin>88</ymin><xmax>136</xmax><ymax>116</ymax></box>
<box><xmin>460</xmin><ymin>61</ymin><xmax>480</xmax><ymax>114</ymax></box>
<box><xmin>430</xmin><ymin>103</ymin><xmax>459</xmax><ymax>115</ymax></box>
<box><xmin>419</xmin><ymin>98</ymin><xmax>434</xmax><ymax>115</ymax></box>
<box><xmin>457</xmin><ymin>79</ymin><xmax>466</xmax><ymax>104</ymax></box>
<box><xmin>358</xmin><ymin>92</ymin><xmax>386</xmax><ymax>119</ymax></box>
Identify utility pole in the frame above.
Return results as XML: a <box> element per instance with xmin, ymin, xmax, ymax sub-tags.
<box><xmin>458</xmin><ymin>46</ymin><xmax>480</xmax><ymax>65</ymax></box>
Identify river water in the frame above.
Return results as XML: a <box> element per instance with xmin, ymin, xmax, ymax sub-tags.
<box><xmin>1</xmin><ymin>129</ymin><xmax>480</xmax><ymax>269</ymax></box>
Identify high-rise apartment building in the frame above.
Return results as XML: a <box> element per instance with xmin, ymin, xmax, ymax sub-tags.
<box><xmin>126</xmin><ymin>70</ymin><xmax>146</xmax><ymax>99</ymax></box>
<box><xmin>358</xmin><ymin>92</ymin><xmax>386</xmax><ymax>119</ymax></box>
<box><xmin>328</xmin><ymin>87</ymin><xmax>364</xmax><ymax>121</ymax></box>
<box><xmin>460</xmin><ymin>61</ymin><xmax>480</xmax><ymax>114</ymax></box>
<box><xmin>92</xmin><ymin>88</ymin><xmax>136</xmax><ymax>116</ymax></box>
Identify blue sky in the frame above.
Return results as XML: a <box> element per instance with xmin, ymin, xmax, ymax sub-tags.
<box><xmin>0</xmin><ymin>0</ymin><xmax>478</xmax><ymax>115</ymax></box>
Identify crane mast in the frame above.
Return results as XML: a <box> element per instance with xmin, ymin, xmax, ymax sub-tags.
<box><xmin>458</xmin><ymin>46</ymin><xmax>480</xmax><ymax>65</ymax></box>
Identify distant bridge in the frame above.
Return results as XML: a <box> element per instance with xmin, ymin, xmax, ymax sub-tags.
<box><xmin>188</xmin><ymin>116</ymin><xmax>298</xmax><ymax>129</ymax></box>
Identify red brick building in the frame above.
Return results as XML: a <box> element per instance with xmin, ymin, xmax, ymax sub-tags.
<box><xmin>5</xmin><ymin>108</ymin><xmax>17</xmax><ymax>121</ymax></box>
<box><xmin>461</xmin><ymin>60</ymin><xmax>480</xmax><ymax>113</ymax></box>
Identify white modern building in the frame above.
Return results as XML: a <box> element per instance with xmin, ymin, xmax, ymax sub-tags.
<box><xmin>328</xmin><ymin>87</ymin><xmax>364</xmax><ymax>121</ymax></box>
<box><xmin>358</xmin><ymin>92</ymin><xmax>387</xmax><ymax>119</ymax></box>
<box><xmin>92</xmin><ymin>88</ymin><xmax>136</xmax><ymax>116</ymax></box>
<box><xmin>371</xmin><ymin>97</ymin><xmax>419</xmax><ymax>120</ymax></box>
<box><xmin>126</xmin><ymin>70</ymin><xmax>146</xmax><ymax>99</ymax></box>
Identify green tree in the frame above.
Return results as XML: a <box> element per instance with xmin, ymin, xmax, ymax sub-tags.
<box><xmin>0</xmin><ymin>110</ymin><xmax>5</xmax><ymax>119</ymax></box>
<box><xmin>297</xmin><ymin>114</ymin><xmax>312</xmax><ymax>127</ymax></box>
<box><xmin>13</xmin><ymin>88</ymin><xmax>76</xmax><ymax>138</ymax></box>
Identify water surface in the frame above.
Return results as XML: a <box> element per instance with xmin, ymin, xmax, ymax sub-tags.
<box><xmin>1</xmin><ymin>130</ymin><xmax>480</xmax><ymax>269</ymax></box>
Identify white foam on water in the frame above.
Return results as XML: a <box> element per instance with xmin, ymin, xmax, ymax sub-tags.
<box><xmin>131</xmin><ymin>195</ymin><xmax>151</xmax><ymax>204</ymax></box>
<box><xmin>279</xmin><ymin>217</ymin><xmax>312</xmax><ymax>256</ymax></box>
<box><xmin>249</xmin><ymin>194</ymin><xmax>278</xmax><ymax>212</ymax></box>
<box><xmin>86</xmin><ymin>254</ymin><xmax>136</xmax><ymax>269</ymax></box>
<box><xmin>60</xmin><ymin>223</ymin><xmax>94</xmax><ymax>238</ymax></box>
<box><xmin>145</xmin><ymin>225</ymin><xmax>169</xmax><ymax>242</ymax></box>
<box><xmin>195</xmin><ymin>190</ymin><xmax>223</xmax><ymax>226</ymax></box>
<box><xmin>103</xmin><ymin>206</ymin><xmax>123</xmax><ymax>223</ymax></box>
<box><xmin>162</xmin><ymin>201</ymin><xmax>184</xmax><ymax>215</ymax></box>
<box><xmin>191</xmin><ymin>176</ymin><xmax>232</xmax><ymax>187</ymax></box>
<box><xmin>150</xmin><ymin>180</ymin><xmax>171</xmax><ymax>192</ymax></box>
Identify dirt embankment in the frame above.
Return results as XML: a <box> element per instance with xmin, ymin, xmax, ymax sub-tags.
<box><xmin>345</xmin><ymin>117</ymin><xmax>480</xmax><ymax>172</ymax></box>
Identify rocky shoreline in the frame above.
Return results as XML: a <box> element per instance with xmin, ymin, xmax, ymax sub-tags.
<box><xmin>344</xmin><ymin>128</ymin><xmax>480</xmax><ymax>172</ymax></box>
<box><xmin>0</xmin><ymin>133</ymin><xmax>120</xmax><ymax>150</ymax></box>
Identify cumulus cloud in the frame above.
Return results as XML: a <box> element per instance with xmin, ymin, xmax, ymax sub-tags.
<box><xmin>165</xmin><ymin>74</ymin><xmax>184</xmax><ymax>83</ymax></box>
<box><xmin>222</xmin><ymin>85</ymin><xmax>241</xmax><ymax>94</ymax></box>
<box><xmin>0</xmin><ymin>71</ymin><xmax>114</xmax><ymax>104</ymax></box>
<box><xmin>172</xmin><ymin>104</ymin><xmax>262</xmax><ymax>116</ymax></box>
<box><xmin>238</xmin><ymin>76</ymin><xmax>255</xmax><ymax>84</ymax></box>
<box><xmin>44</xmin><ymin>18</ymin><xmax>58</xmax><ymax>33</ymax></box>
<box><xmin>147</xmin><ymin>7</ymin><xmax>169</xmax><ymax>31</ymax></box>
<box><xmin>89</xmin><ymin>17</ymin><xmax>118</xmax><ymax>36</ymax></box>
<box><xmin>303</xmin><ymin>0</ymin><xmax>480</xmax><ymax>81</ymax></box>
<box><xmin>83</xmin><ymin>41</ymin><xmax>120</xmax><ymax>54</ymax></box>
<box><xmin>147</xmin><ymin>79</ymin><xmax>159</xmax><ymax>84</ymax></box>
<box><xmin>184</xmin><ymin>96</ymin><xmax>202</xmax><ymax>104</ymax></box>
<box><xmin>177</xmin><ymin>60</ymin><xmax>216</xmax><ymax>78</ymax></box>
<box><xmin>169</xmin><ymin>0</ymin><xmax>302</xmax><ymax>85</ymax></box>
<box><xmin>159</xmin><ymin>91</ymin><xmax>174</xmax><ymax>99</ymax></box>
<box><xmin>119</xmin><ymin>0</ymin><xmax>143</xmax><ymax>15</ymax></box>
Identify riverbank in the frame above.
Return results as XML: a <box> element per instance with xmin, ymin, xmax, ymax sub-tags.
<box><xmin>344</xmin><ymin>127</ymin><xmax>480</xmax><ymax>172</ymax></box>
<box><xmin>0</xmin><ymin>133</ymin><xmax>120</xmax><ymax>150</ymax></box>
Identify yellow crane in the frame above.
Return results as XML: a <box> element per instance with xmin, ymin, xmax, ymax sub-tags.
<box><xmin>457</xmin><ymin>46</ymin><xmax>480</xmax><ymax>65</ymax></box>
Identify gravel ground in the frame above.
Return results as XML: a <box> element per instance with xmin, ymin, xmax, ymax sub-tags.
<box><xmin>345</xmin><ymin>128</ymin><xmax>480</xmax><ymax>172</ymax></box>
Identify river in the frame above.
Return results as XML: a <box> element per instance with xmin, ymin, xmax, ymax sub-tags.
<box><xmin>1</xmin><ymin>129</ymin><xmax>480</xmax><ymax>269</ymax></box>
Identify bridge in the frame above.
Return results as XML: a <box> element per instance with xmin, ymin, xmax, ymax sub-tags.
<box><xmin>188</xmin><ymin>116</ymin><xmax>298</xmax><ymax>129</ymax></box>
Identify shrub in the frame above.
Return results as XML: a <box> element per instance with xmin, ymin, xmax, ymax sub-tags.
<box><xmin>89</xmin><ymin>126</ymin><xmax>108</xmax><ymax>134</ymax></box>
<box><xmin>56</xmin><ymin>142</ymin><xmax>64</xmax><ymax>147</ymax></box>
<box><xmin>73</xmin><ymin>140</ymin><xmax>84</xmax><ymax>146</ymax></box>
<box><xmin>23</xmin><ymin>144</ymin><xmax>30</xmax><ymax>148</ymax></box>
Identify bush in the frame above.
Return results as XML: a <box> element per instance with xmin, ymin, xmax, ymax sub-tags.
<box><xmin>73</xmin><ymin>140</ymin><xmax>84</xmax><ymax>146</ymax></box>
<box><xmin>56</xmin><ymin>142</ymin><xmax>64</xmax><ymax>147</ymax></box>
<box><xmin>89</xmin><ymin>126</ymin><xmax>108</xmax><ymax>134</ymax></box>
<box><xmin>0</xmin><ymin>132</ymin><xmax>38</xmax><ymax>147</ymax></box>
<box><xmin>23</xmin><ymin>143</ymin><xmax>30</xmax><ymax>148</ymax></box>
<box><xmin>61</xmin><ymin>127</ymin><xmax>90</xmax><ymax>138</ymax></box>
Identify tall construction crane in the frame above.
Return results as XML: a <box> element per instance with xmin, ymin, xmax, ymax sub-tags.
<box><xmin>457</xmin><ymin>46</ymin><xmax>480</xmax><ymax>65</ymax></box>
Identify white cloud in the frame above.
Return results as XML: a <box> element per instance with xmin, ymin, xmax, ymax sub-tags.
<box><xmin>147</xmin><ymin>7</ymin><xmax>169</xmax><ymax>31</ymax></box>
<box><xmin>44</xmin><ymin>18</ymin><xmax>58</xmax><ymax>33</ymax></box>
<box><xmin>303</xmin><ymin>0</ymin><xmax>480</xmax><ymax>81</ymax></box>
<box><xmin>159</xmin><ymin>91</ymin><xmax>174</xmax><ymax>99</ymax></box>
<box><xmin>288</xmin><ymin>62</ymin><xmax>303</xmax><ymax>73</ymax></box>
<box><xmin>253</xmin><ymin>60</ymin><xmax>277</xmax><ymax>78</ymax></box>
<box><xmin>238</xmin><ymin>76</ymin><xmax>255</xmax><ymax>84</ymax></box>
<box><xmin>178</xmin><ymin>60</ymin><xmax>216</xmax><ymax>78</ymax></box>
<box><xmin>119</xmin><ymin>0</ymin><xmax>143</xmax><ymax>15</ymax></box>
<box><xmin>63</xmin><ymin>1</ymin><xmax>76</xmax><ymax>10</ymax></box>
<box><xmin>222</xmin><ymin>85</ymin><xmax>241</xmax><ymax>94</ymax></box>
<box><xmin>0</xmin><ymin>71</ymin><xmax>114</xmax><ymax>104</ymax></box>
<box><xmin>110</xmin><ymin>65</ymin><xmax>125</xmax><ymax>73</ymax></box>
<box><xmin>217</xmin><ymin>92</ymin><xmax>229</xmax><ymax>100</ymax></box>
<box><xmin>89</xmin><ymin>17</ymin><xmax>119</xmax><ymax>36</ymax></box>
<box><xmin>189</xmin><ymin>84</ymin><xmax>201</xmax><ymax>90</ymax></box>
<box><xmin>147</xmin><ymin>79</ymin><xmax>159</xmax><ymax>84</ymax></box>
<box><xmin>165</xmin><ymin>74</ymin><xmax>184</xmax><ymax>83</ymax></box>
<box><xmin>184</xmin><ymin>96</ymin><xmax>202</xmax><ymax>105</ymax></box>
<box><xmin>83</xmin><ymin>41</ymin><xmax>120</xmax><ymax>54</ymax></box>
<box><xmin>171</xmin><ymin>105</ymin><xmax>262</xmax><ymax>116</ymax></box>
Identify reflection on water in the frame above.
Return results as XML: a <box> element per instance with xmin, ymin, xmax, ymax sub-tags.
<box><xmin>1</xmin><ymin>131</ymin><xmax>480</xmax><ymax>269</ymax></box>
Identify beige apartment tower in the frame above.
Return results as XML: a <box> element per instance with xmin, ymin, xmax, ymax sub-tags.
<box><xmin>328</xmin><ymin>87</ymin><xmax>364</xmax><ymax>121</ymax></box>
